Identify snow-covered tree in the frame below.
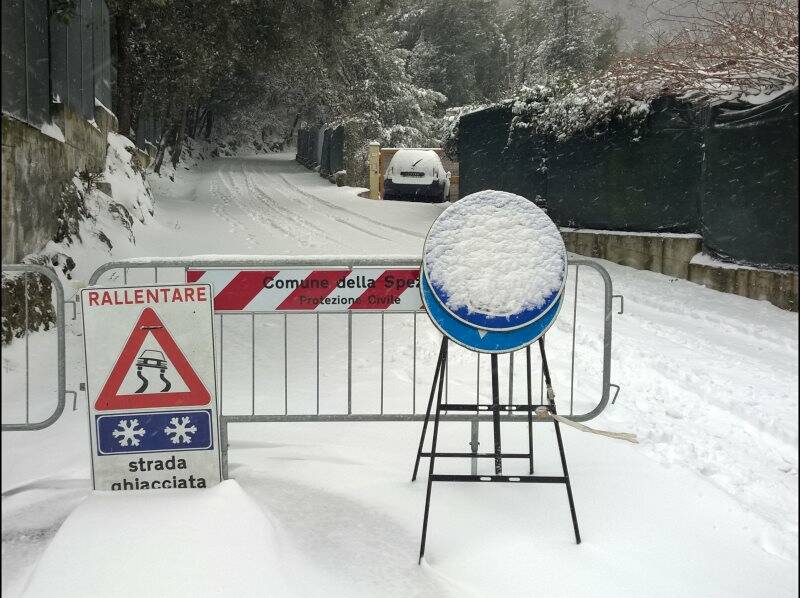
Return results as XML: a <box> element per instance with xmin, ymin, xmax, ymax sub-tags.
<box><xmin>508</xmin><ymin>0</ymin><xmax>620</xmax><ymax>85</ymax></box>
<box><xmin>389</xmin><ymin>0</ymin><xmax>512</xmax><ymax>105</ymax></box>
<box><xmin>613</xmin><ymin>0</ymin><xmax>798</xmax><ymax>104</ymax></box>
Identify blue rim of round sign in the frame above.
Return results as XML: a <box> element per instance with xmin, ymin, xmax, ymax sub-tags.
<box><xmin>422</xmin><ymin>258</ymin><xmax>566</xmax><ymax>332</ymax></box>
<box><xmin>420</xmin><ymin>274</ymin><xmax>562</xmax><ymax>354</ymax></box>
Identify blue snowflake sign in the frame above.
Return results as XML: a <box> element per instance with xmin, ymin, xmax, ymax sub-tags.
<box><xmin>96</xmin><ymin>410</ymin><xmax>213</xmax><ymax>455</ymax></box>
<box><xmin>81</xmin><ymin>284</ymin><xmax>221</xmax><ymax>492</ymax></box>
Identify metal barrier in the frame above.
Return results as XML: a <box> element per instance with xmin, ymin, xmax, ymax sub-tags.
<box><xmin>1</xmin><ymin>264</ymin><xmax>66</xmax><ymax>431</ymax></box>
<box><xmin>89</xmin><ymin>255</ymin><xmax>622</xmax><ymax>477</ymax></box>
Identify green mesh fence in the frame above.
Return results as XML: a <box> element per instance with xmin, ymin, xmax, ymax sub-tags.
<box><xmin>701</xmin><ymin>90</ymin><xmax>798</xmax><ymax>268</ymax></box>
<box><xmin>458</xmin><ymin>92</ymin><xmax>798</xmax><ymax>268</ymax></box>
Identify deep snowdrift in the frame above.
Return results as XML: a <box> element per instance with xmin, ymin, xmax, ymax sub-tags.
<box><xmin>20</xmin><ymin>480</ymin><xmax>292</xmax><ymax>598</ymax></box>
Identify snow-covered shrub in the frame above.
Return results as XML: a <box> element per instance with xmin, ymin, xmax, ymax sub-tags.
<box><xmin>1</xmin><ymin>267</ymin><xmax>56</xmax><ymax>345</ymax></box>
<box><xmin>509</xmin><ymin>78</ymin><xmax>651</xmax><ymax>142</ymax></box>
<box><xmin>442</xmin><ymin>77</ymin><xmax>652</xmax><ymax>154</ymax></box>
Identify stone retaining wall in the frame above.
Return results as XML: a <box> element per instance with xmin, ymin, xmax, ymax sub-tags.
<box><xmin>1</xmin><ymin>102</ymin><xmax>117</xmax><ymax>263</ymax></box>
<box><xmin>562</xmin><ymin>228</ymin><xmax>797</xmax><ymax>311</ymax></box>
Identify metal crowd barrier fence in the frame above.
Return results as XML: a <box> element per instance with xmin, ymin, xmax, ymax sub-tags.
<box><xmin>88</xmin><ymin>256</ymin><xmax>623</xmax><ymax>477</ymax></box>
<box><xmin>1</xmin><ymin>264</ymin><xmax>67</xmax><ymax>431</ymax></box>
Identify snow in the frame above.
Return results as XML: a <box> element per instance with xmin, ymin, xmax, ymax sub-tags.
<box><xmin>739</xmin><ymin>84</ymin><xmax>798</xmax><ymax>106</ymax></box>
<box><xmin>563</xmin><ymin>227</ymin><xmax>702</xmax><ymax>239</ymax></box>
<box><xmin>19</xmin><ymin>480</ymin><xmax>293</xmax><ymax>598</ymax></box>
<box><xmin>387</xmin><ymin>149</ymin><xmax>440</xmax><ymax>173</ymax></box>
<box><xmin>93</xmin><ymin>97</ymin><xmax>111</xmax><ymax>113</ymax></box>
<box><xmin>2</xmin><ymin>150</ymin><xmax>797</xmax><ymax>597</ymax></box>
<box><xmin>104</xmin><ymin>133</ymin><xmax>155</xmax><ymax>221</ymax></box>
<box><xmin>39</xmin><ymin>122</ymin><xmax>64</xmax><ymax>143</ymax></box>
<box><xmin>37</xmin><ymin>132</ymin><xmax>155</xmax><ymax>295</ymax></box>
<box><xmin>507</xmin><ymin>81</ymin><xmax>652</xmax><ymax>142</ymax></box>
<box><xmin>688</xmin><ymin>251</ymin><xmax>792</xmax><ymax>272</ymax></box>
<box><xmin>424</xmin><ymin>190</ymin><xmax>566</xmax><ymax>315</ymax></box>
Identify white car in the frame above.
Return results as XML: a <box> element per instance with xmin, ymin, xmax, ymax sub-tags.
<box><xmin>383</xmin><ymin>149</ymin><xmax>451</xmax><ymax>202</ymax></box>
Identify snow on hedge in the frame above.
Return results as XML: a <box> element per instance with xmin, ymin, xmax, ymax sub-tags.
<box><xmin>424</xmin><ymin>190</ymin><xmax>565</xmax><ymax>316</ymax></box>
<box><xmin>510</xmin><ymin>80</ymin><xmax>651</xmax><ymax>142</ymax></box>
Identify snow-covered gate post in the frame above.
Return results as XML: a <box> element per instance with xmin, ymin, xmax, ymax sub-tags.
<box><xmin>87</xmin><ymin>256</ymin><xmax>623</xmax><ymax>480</ymax></box>
<box><xmin>368</xmin><ymin>142</ymin><xmax>381</xmax><ymax>199</ymax></box>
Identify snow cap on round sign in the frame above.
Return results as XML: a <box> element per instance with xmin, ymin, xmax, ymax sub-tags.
<box><xmin>423</xmin><ymin>190</ymin><xmax>566</xmax><ymax>332</ymax></box>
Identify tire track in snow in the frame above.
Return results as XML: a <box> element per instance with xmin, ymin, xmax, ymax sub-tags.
<box><xmin>240</xmin><ymin>168</ymin><xmax>349</xmax><ymax>247</ymax></box>
<box><xmin>226</xmin><ymin>165</ymin><xmax>354</xmax><ymax>250</ymax></box>
<box><xmin>254</xmin><ymin>171</ymin><xmax>399</xmax><ymax>243</ymax></box>
<box><xmin>245</xmin><ymin>167</ymin><xmax>401</xmax><ymax>246</ymax></box>
<box><xmin>208</xmin><ymin>175</ymin><xmax>259</xmax><ymax>245</ymax></box>
<box><xmin>217</xmin><ymin>167</ymin><xmax>331</xmax><ymax>247</ymax></box>
<box><xmin>275</xmin><ymin>174</ymin><xmax>429</xmax><ymax>241</ymax></box>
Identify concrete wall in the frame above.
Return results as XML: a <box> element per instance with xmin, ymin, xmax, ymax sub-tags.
<box><xmin>688</xmin><ymin>262</ymin><xmax>798</xmax><ymax>311</ymax></box>
<box><xmin>562</xmin><ymin>228</ymin><xmax>798</xmax><ymax>311</ymax></box>
<box><xmin>2</xmin><ymin>102</ymin><xmax>117</xmax><ymax>263</ymax></box>
<box><xmin>562</xmin><ymin>229</ymin><xmax>702</xmax><ymax>279</ymax></box>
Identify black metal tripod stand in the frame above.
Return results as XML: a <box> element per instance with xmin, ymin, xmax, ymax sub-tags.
<box><xmin>412</xmin><ymin>335</ymin><xmax>581</xmax><ymax>563</ymax></box>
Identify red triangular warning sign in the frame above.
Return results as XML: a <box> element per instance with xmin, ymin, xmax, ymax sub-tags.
<box><xmin>96</xmin><ymin>307</ymin><xmax>211</xmax><ymax>410</ymax></box>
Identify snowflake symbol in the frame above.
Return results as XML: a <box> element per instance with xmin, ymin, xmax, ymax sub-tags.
<box><xmin>113</xmin><ymin>419</ymin><xmax>146</xmax><ymax>447</ymax></box>
<box><xmin>163</xmin><ymin>416</ymin><xmax>197</xmax><ymax>445</ymax></box>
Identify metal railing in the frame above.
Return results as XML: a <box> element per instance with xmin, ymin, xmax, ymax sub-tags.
<box><xmin>89</xmin><ymin>255</ymin><xmax>622</xmax><ymax>477</ymax></box>
<box><xmin>1</xmin><ymin>264</ymin><xmax>67</xmax><ymax>431</ymax></box>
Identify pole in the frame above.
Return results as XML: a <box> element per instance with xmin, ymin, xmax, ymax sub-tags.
<box><xmin>419</xmin><ymin>339</ymin><xmax>449</xmax><ymax>563</ymax></box>
<box><xmin>411</xmin><ymin>338</ymin><xmax>447</xmax><ymax>481</ymax></box>
<box><xmin>539</xmin><ymin>337</ymin><xmax>581</xmax><ymax>544</ymax></box>
<box><xmin>526</xmin><ymin>345</ymin><xmax>534</xmax><ymax>474</ymax></box>
<box><xmin>490</xmin><ymin>354</ymin><xmax>502</xmax><ymax>475</ymax></box>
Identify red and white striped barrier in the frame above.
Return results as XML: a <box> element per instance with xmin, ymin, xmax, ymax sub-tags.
<box><xmin>186</xmin><ymin>268</ymin><xmax>423</xmax><ymax>312</ymax></box>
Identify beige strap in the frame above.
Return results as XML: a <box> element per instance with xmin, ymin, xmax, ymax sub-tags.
<box><xmin>535</xmin><ymin>405</ymin><xmax>639</xmax><ymax>444</ymax></box>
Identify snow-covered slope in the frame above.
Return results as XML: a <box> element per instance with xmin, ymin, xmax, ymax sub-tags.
<box><xmin>40</xmin><ymin>132</ymin><xmax>157</xmax><ymax>297</ymax></box>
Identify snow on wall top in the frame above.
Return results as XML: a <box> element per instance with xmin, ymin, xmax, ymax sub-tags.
<box><xmin>423</xmin><ymin>190</ymin><xmax>566</xmax><ymax>318</ymax></box>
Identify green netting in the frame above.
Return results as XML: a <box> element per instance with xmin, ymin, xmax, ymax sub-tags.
<box><xmin>296</xmin><ymin>128</ymin><xmax>318</xmax><ymax>166</ymax></box>
<box><xmin>701</xmin><ymin>90</ymin><xmax>798</xmax><ymax>268</ymax></box>
<box><xmin>459</xmin><ymin>105</ymin><xmax>545</xmax><ymax>199</ymax></box>
<box><xmin>457</xmin><ymin>92</ymin><xmax>798</xmax><ymax>268</ymax></box>
<box><xmin>320</xmin><ymin>128</ymin><xmax>332</xmax><ymax>175</ymax></box>
<box><xmin>546</xmin><ymin>97</ymin><xmax>703</xmax><ymax>232</ymax></box>
<box><xmin>329</xmin><ymin>126</ymin><xmax>344</xmax><ymax>174</ymax></box>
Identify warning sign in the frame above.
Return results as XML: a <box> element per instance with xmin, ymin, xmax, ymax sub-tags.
<box><xmin>95</xmin><ymin>307</ymin><xmax>210</xmax><ymax>410</ymax></box>
<box><xmin>81</xmin><ymin>284</ymin><xmax>221</xmax><ymax>491</ymax></box>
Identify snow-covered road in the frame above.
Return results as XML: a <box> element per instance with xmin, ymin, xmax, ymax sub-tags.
<box><xmin>2</xmin><ymin>151</ymin><xmax>797</xmax><ymax>597</ymax></box>
<box><xmin>142</xmin><ymin>153</ymin><xmax>445</xmax><ymax>256</ymax></box>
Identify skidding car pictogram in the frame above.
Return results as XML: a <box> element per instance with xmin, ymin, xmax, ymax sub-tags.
<box><xmin>134</xmin><ymin>349</ymin><xmax>172</xmax><ymax>393</ymax></box>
